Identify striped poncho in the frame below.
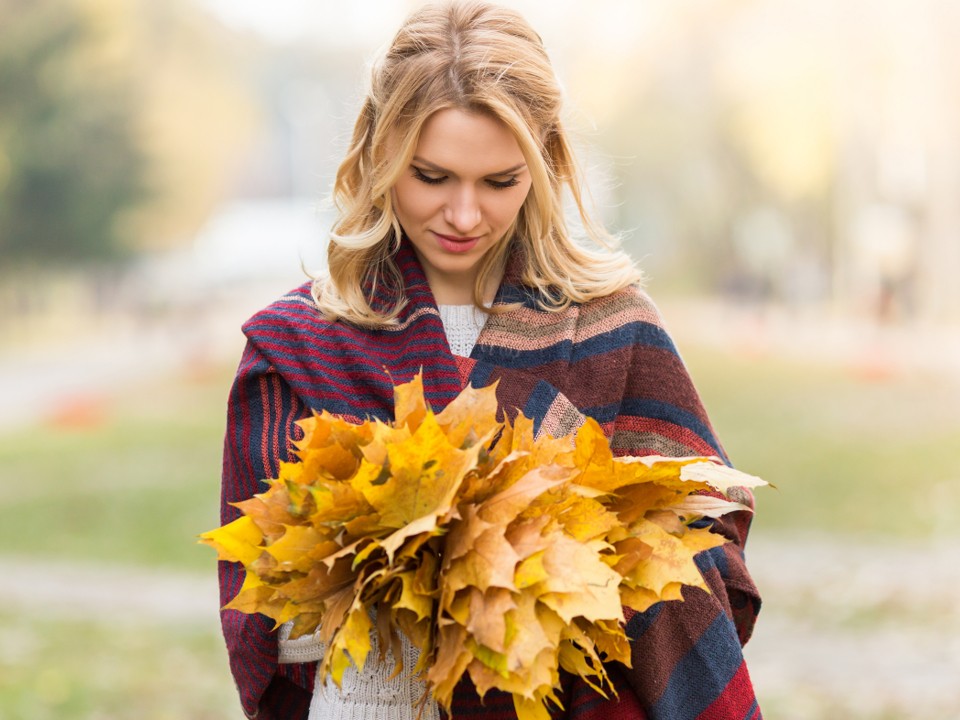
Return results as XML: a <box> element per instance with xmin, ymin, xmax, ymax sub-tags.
<box><xmin>218</xmin><ymin>240</ymin><xmax>762</xmax><ymax>719</ymax></box>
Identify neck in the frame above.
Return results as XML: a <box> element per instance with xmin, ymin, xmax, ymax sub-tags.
<box><xmin>429</xmin><ymin>270</ymin><xmax>502</xmax><ymax>306</ymax></box>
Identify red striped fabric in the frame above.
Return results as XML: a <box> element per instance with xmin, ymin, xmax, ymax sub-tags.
<box><xmin>218</xmin><ymin>240</ymin><xmax>762</xmax><ymax>719</ymax></box>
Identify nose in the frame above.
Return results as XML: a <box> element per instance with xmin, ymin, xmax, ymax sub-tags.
<box><xmin>443</xmin><ymin>186</ymin><xmax>482</xmax><ymax>234</ymax></box>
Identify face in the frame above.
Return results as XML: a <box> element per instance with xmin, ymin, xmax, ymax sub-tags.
<box><xmin>391</xmin><ymin>107</ymin><xmax>532</xmax><ymax>304</ymax></box>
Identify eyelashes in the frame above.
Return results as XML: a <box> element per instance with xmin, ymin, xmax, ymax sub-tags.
<box><xmin>411</xmin><ymin>167</ymin><xmax>520</xmax><ymax>190</ymax></box>
<box><xmin>411</xmin><ymin>167</ymin><xmax>445</xmax><ymax>185</ymax></box>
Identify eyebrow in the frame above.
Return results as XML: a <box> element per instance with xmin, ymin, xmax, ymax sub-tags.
<box><xmin>412</xmin><ymin>156</ymin><xmax>527</xmax><ymax>176</ymax></box>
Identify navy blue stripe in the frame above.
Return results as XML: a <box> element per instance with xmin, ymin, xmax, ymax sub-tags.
<box><xmin>650</xmin><ymin>613</ymin><xmax>744</xmax><ymax>720</ymax></box>
<box><xmin>523</xmin><ymin>380</ymin><xmax>559</xmax><ymax>436</ymax></box>
<box><xmin>693</xmin><ymin>545</ymin><xmax>729</xmax><ymax>579</ymax></box>
<box><xmin>571</xmin><ymin>321</ymin><xmax>676</xmax><ymax>363</ymax></box>
<box><xmin>468</xmin><ymin>361</ymin><xmax>496</xmax><ymax>390</ymax></box>
<box><xmin>238</xmin><ymin>343</ymin><xmax>272</xmax><ymax>376</ymax></box>
<box><xmin>472</xmin><ymin>340</ymin><xmax>572</xmax><ymax>369</ymax></box>
<box><xmin>471</xmin><ymin>321</ymin><xmax>676</xmax><ymax>370</ymax></box>
<box><xmin>494</xmin><ymin>283</ymin><xmax>546</xmax><ymax>307</ymax></box>
<box><xmin>577</xmin><ymin>402</ymin><xmax>620</xmax><ymax>425</ymax></box>
<box><xmin>634</xmin><ymin>319</ymin><xmax>679</xmax><ymax>350</ymax></box>
<box><xmin>625</xmin><ymin>600</ymin><xmax>664</xmax><ymax>640</ymax></box>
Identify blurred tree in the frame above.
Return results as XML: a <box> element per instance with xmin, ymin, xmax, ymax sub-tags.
<box><xmin>0</xmin><ymin>0</ymin><xmax>146</xmax><ymax>266</ymax></box>
<box><xmin>0</xmin><ymin>0</ymin><xmax>262</xmax><ymax>273</ymax></box>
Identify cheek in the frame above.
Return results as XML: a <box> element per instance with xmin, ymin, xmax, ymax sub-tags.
<box><xmin>394</xmin><ymin>180</ymin><xmax>439</xmax><ymax>223</ymax></box>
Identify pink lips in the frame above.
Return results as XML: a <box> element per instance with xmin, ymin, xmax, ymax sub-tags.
<box><xmin>433</xmin><ymin>231</ymin><xmax>481</xmax><ymax>254</ymax></box>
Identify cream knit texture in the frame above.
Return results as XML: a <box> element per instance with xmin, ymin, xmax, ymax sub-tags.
<box><xmin>438</xmin><ymin>304</ymin><xmax>488</xmax><ymax>357</ymax></box>
<box><xmin>278</xmin><ymin>620</ymin><xmax>439</xmax><ymax>720</ymax></box>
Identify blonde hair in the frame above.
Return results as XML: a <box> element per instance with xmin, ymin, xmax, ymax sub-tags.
<box><xmin>314</xmin><ymin>0</ymin><xmax>642</xmax><ymax>327</ymax></box>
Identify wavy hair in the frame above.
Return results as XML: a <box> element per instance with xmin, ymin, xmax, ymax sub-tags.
<box><xmin>314</xmin><ymin>0</ymin><xmax>642</xmax><ymax>326</ymax></box>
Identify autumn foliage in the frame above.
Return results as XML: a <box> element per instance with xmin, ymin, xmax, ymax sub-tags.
<box><xmin>201</xmin><ymin>374</ymin><xmax>764</xmax><ymax>719</ymax></box>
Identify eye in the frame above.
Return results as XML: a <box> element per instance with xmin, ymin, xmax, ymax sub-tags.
<box><xmin>486</xmin><ymin>177</ymin><xmax>520</xmax><ymax>190</ymax></box>
<box><xmin>411</xmin><ymin>167</ymin><xmax>446</xmax><ymax>185</ymax></box>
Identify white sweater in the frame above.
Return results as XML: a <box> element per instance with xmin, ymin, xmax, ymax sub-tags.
<box><xmin>274</xmin><ymin>305</ymin><xmax>485</xmax><ymax>719</ymax></box>
<box><xmin>278</xmin><ymin>621</ymin><xmax>439</xmax><ymax>720</ymax></box>
<box><xmin>438</xmin><ymin>303</ymin><xmax>487</xmax><ymax>357</ymax></box>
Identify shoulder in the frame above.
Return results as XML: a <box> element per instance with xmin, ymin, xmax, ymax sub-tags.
<box><xmin>237</xmin><ymin>280</ymin><xmax>402</xmax><ymax>376</ymax></box>
<box><xmin>572</xmin><ymin>283</ymin><xmax>669</xmax><ymax>339</ymax></box>
<box><xmin>241</xmin><ymin>281</ymin><xmax>326</xmax><ymax>339</ymax></box>
<box><xmin>238</xmin><ymin>281</ymin><xmax>346</xmax><ymax>374</ymax></box>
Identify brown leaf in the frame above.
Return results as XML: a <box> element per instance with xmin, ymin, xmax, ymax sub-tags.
<box><xmin>444</xmin><ymin>524</ymin><xmax>522</xmax><ymax>594</ymax></box>
<box><xmin>466</xmin><ymin>587</ymin><xmax>516</xmax><ymax>654</ymax></box>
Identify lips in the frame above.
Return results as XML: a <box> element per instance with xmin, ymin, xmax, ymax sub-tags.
<box><xmin>433</xmin><ymin>231</ymin><xmax>482</xmax><ymax>254</ymax></box>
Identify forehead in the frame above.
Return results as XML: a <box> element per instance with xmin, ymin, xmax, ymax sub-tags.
<box><xmin>414</xmin><ymin>108</ymin><xmax>526</xmax><ymax>174</ymax></box>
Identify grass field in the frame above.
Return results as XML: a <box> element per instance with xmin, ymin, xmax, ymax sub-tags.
<box><xmin>681</xmin><ymin>346</ymin><xmax>960</xmax><ymax>540</ymax></box>
<box><xmin>0</xmin><ymin>365</ymin><xmax>230</xmax><ymax>572</ymax></box>
<box><xmin>0</xmin><ymin>612</ymin><xmax>234</xmax><ymax>720</ymax></box>
<box><xmin>1</xmin><ymin>346</ymin><xmax>958</xmax><ymax>718</ymax></box>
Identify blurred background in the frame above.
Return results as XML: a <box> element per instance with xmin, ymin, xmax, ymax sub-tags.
<box><xmin>1</xmin><ymin>0</ymin><xmax>959</xmax><ymax>717</ymax></box>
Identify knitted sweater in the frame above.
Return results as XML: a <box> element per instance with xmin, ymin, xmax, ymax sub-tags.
<box><xmin>279</xmin><ymin>620</ymin><xmax>440</xmax><ymax>720</ymax></box>
<box><xmin>438</xmin><ymin>304</ymin><xmax>487</xmax><ymax>357</ymax></box>
<box><xmin>218</xmin><ymin>239</ymin><xmax>762</xmax><ymax>720</ymax></box>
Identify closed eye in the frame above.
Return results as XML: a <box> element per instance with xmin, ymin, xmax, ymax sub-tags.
<box><xmin>411</xmin><ymin>167</ymin><xmax>446</xmax><ymax>185</ymax></box>
<box><xmin>411</xmin><ymin>165</ymin><xmax>521</xmax><ymax>190</ymax></box>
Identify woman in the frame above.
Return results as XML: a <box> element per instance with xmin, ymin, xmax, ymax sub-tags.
<box><xmin>218</xmin><ymin>2</ymin><xmax>762</xmax><ymax>719</ymax></box>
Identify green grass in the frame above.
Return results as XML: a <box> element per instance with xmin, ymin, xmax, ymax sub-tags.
<box><xmin>0</xmin><ymin>612</ymin><xmax>235</xmax><ymax>720</ymax></box>
<box><xmin>0</xmin><ymin>365</ymin><xmax>233</xmax><ymax>571</ymax></box>
<box><xmin>681</xmin><ymin>346</ymin><xmax>960</xmax><ymax>540</ymax></box>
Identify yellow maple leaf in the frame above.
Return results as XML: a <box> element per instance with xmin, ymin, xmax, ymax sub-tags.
<box><xmin>308</xmin><ymin>480</ymin><xmax>372</xmax><ymax>527</ymax></box>
<box><xmin>223</xmin><ymin>571</ymin><xmax>297</xmax><ymax>627</ymax></box>
<box><xmin>427</xmin><ymin>623</ymin><xmax>473</xmax><ymax>707</ymax></box>
<box><xmin>479</xmin><ymin>464</ymin><xmax>574</xmax><ymax>526</ymax></box>
<box><xmin>393</xmin><ymin>570</ymin><xmax>435</xmax><ymax>623</ymax></box>
<box><xmin>322</xmin><ymin>601</ymin><xmax>373</xmax><ymax>686</ymax></box>
<box><xmin>534</xmin><ymin>535</ymin><xmax>623</xmax><ymax>624</ymax></box>
<box><xmin>264</xmin><ymin>524</ymin><xmax>329</xmax><ymax>572</ymax></box>
<box><xmin>444</xmin><ymin>524</ymin><xmax>522</xmax><ymax>594</ymax></box>
<box><xmin>198</xmin><ymin>516</ymin><xmax>263</xmax><ymax>566</ymax></box>
<box><xmin>298</xmin><ymin>442</ymin><xmax>360</xmax><ymax>482</ymax></box>
<box><xmin>435</xmin><ymin>380</ymin><xmax>501</xmax><ymax>448</ymax></box>
<box><xmin>393</xmin><ymin>372</ymin><xmax>428</xmax><ymax>432</ymax></box>
<box><xmin>623</xmin><ymin>520</ymin><xmax>726</xmax><ymax>597</ymax></box>
<box><xmin>355</xmin><ymin>412</ymin><xmax>475</xmax><ymax>528</ymax></box>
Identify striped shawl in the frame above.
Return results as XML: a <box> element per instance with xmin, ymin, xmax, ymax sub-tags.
<box><xmin>219</xmin><ymin>241</ymin><xmax>762</xmax><ymax>719</ymax></box>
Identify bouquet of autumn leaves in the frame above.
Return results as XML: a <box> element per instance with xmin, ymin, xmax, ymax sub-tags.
<box><xmin>201</xmin><ymin>374</ymin><xmax>765</xmax><ymax>720</ymax></box>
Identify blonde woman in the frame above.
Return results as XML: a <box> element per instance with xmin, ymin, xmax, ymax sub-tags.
<box><xmin>218</xmin><ymin>2</ymin><xmax>762</xmax><ymax>719</ymax></box>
